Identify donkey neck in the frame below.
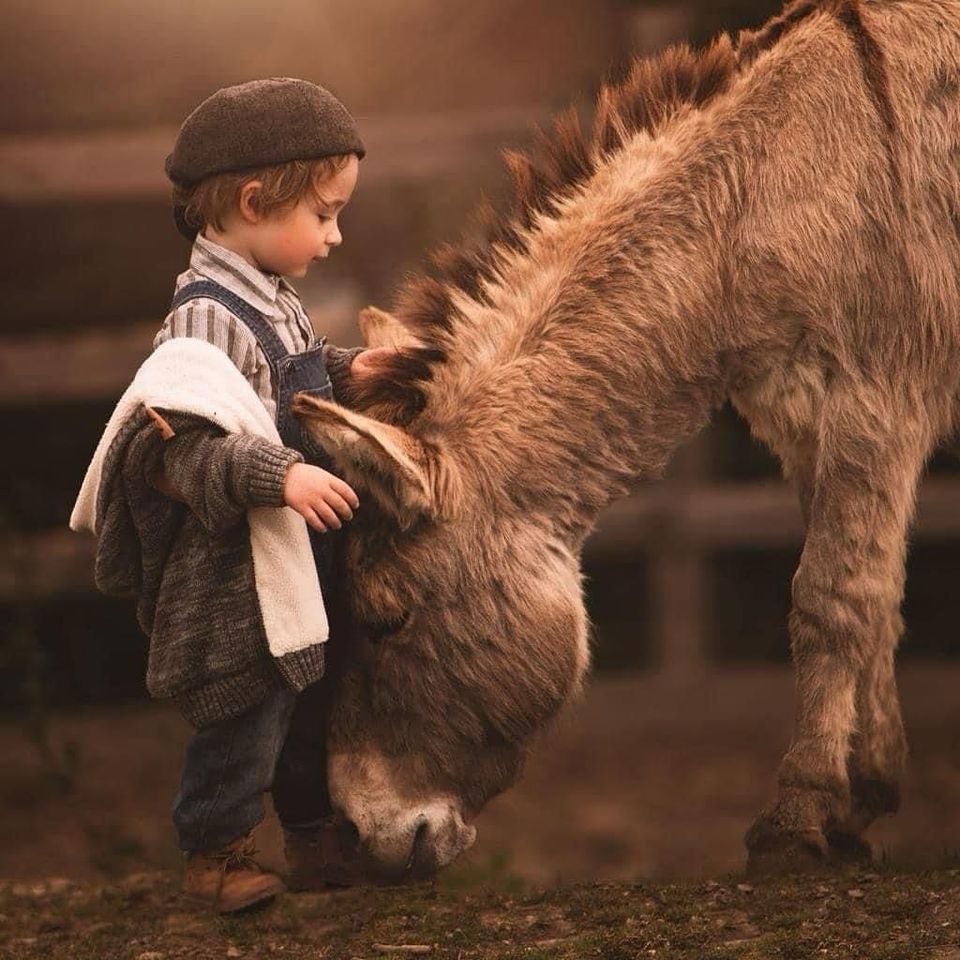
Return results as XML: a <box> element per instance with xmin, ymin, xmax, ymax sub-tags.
<box><xmin>421</xmin><ymin>126</ymin><xmax>746</xmax><ymax>538</ymax></box>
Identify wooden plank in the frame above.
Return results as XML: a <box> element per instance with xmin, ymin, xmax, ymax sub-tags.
<box><xmin>8</xmin><ymin>476</ymin><xmax>960</xmax><ymax>599</ymax></box>
<box><xmin>0</xmin><ymin>289</ymin><xmax>361</xmax><ymax>406</ymax></box>
<box><xmin>586</xmin><ymin>480</ymin><xmax>800</xmax><ymax>553</ymax></box>
<box><xmin>0</xmin><ymin>322</ymin><xmax>157</xmax><ymax>405</ymax></box>
<box><xmin>0</xmin><ymin>107</ymin><xmax>549</xmax><ymax>203</ymax></box>
<box><xmin>589</xmin><ymin>476</ymin><xmax>960</xmax><ymax>555</ymax></box>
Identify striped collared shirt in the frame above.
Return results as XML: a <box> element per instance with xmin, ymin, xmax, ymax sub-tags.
<box><xmin>153</xmin><ymin>234</ymin><xmax>319</xmax><ymax>421</ymax></box>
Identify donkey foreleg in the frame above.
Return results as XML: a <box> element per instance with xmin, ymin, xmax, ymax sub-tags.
<box><xmin>781</xmin><ymin>450</ymin><xmax>908</xmax><ymax>862</ymax></box>
<box><xmin>746</xmin><ymin>405</ymin><xmax>925</xmax><ymax>875</ymax></box>
<box><xmin>842</xmin><ymin>627</ymin><xmax>907</xmax><ymax>834</ymax></box>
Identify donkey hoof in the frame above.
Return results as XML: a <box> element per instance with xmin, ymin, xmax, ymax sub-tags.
<box><xmin>745</xmin><ymin>823</ymin><xmax>830</xmax><ymax>877</ymax></box>
<box><xmin>826</xmin><ymin>831</ymin><xmax>873</xmax><ymax>865</ymax></box>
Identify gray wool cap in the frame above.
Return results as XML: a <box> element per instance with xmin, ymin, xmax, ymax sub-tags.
<box><xmin>166</xmin><ymin>78</ymin><xmax>365</xmax><ymax>238</ymax></box>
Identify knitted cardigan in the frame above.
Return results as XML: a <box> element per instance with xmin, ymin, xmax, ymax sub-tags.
<box><xmin>70</xmin><ymin>337</ymin><xmax>359</xmax><ymax>727</ymax></box>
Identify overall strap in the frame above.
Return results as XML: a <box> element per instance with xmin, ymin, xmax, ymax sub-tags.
<box><xmin>169</xmin><ymin>279</ymin><xmax>290</xmax><ymax>365</ymax></box>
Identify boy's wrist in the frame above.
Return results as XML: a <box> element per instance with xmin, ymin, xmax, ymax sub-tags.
<box><xmin>323</xmin><ymin>344</ymin><xmax>365</xmax><ymax>384</ymax></box>
<box><xmin>249</xmin><ymin>444</ymin><xmax>305</xmax><ymax>507</ymax></box>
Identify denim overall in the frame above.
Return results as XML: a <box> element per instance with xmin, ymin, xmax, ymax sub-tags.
<box><xmin>168</xmin><ymin>279</ymin><xmax>336</xmax><ymax>586</ymax></box>
<box><xmin>169</xmin><ymin>279</ymin><xmax>339</xmax><ymax>850</ymax></box>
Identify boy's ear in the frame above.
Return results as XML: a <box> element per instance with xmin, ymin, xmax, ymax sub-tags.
<box><xmin>291</xmin><ymin>393</ymin><xmax>440</xmax><ymax>529</ymax></box>
<box><xmin>238</xmin><ymin>180</ymin><xmax>264</xmax><ymax>223</ymax></box>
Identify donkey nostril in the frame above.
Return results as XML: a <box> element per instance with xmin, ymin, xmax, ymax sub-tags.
<box><xmin>406</xmin><ymin>819</ymin><xmax>430</xmax><ymax>872</ymax></box>
<box><xmin>339</xmin><ymin>818</ymin><xmax>361</xmax><ymax>851</ymax></box>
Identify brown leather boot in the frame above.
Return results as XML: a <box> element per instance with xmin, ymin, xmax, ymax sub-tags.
<box><xmin>182</xmin><ymin>832</ymin><xmax>285</xmax><ymax>913</ymax></box>
<box><xmin>283</xmin><ymin>817</ymin><xmax>363</xmax><ymax>891</ymax></box>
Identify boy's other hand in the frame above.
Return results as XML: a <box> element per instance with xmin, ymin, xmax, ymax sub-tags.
<box><xmin>283</xmin><ymin>463</ymin><xmax>359</xmax><ymax>533</ymax></box>
<box><xmin>351</xmin><ymin>347</ymin><xmax>400</xmax><ymax>380</ymax></box>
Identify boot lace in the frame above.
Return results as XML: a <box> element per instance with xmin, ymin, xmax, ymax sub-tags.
<box><xmin>213</xmin><ymin>835</ymin><xmax>262</xmax><ymax>874</ymax></box>
<box><xmin>207</xmin><ymin>835</ymin><xmax>263</xmax><ymax>909</ymax></box>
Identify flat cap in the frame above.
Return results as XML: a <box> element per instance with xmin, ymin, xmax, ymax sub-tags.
<box><xmin>165</xmin><ymin>77</ymin><xmax>365</xmax><ymax>187</ymax></box>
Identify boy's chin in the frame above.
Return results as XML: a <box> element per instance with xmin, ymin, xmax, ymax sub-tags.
<box><xmin>281</xmin><ymin>264</ymin><xmax>310</xmax><ymax>279</ymax></box>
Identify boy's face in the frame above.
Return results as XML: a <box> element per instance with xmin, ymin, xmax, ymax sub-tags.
<box><xmin>248</xmin><ymin>154</ymin><xmax>360</xmax><ymax>278</ymax></box>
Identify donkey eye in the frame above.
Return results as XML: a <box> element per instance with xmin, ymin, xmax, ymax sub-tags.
<box><xmin>366</xmin><ymin>611</ymin><xmax>410</xmax><ymax>642</ymax></box>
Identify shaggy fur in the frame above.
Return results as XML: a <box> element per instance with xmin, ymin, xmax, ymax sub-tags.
<box><xmin>296</xmin><ymin>0</ymin><xmax>960</xmax><ymax>874</ymax></box>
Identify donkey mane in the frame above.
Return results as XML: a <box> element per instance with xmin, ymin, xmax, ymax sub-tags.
<box><xmin>736</xmin><ymin>0</ymin><xmax>820</xmax><ymax>68</ymax></box>
<box><xmin>352</xmin><ymin>0</ymin><xmax>892</xmax><ymax>423</ymax></box>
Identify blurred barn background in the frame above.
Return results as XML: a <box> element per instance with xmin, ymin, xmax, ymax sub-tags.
<box><xmin>1</xmin><ymin>0</ymin><xmax>958</xmax><ymax>885</ymax></box>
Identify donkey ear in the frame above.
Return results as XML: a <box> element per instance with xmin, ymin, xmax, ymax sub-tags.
<box><xmin>358</xmin><ymin>305</ymin><xmax>423</xmax><ymax>350</ymax></box>
<box><xmin>291</xmin><ymin>393</ymin><xmax>435</xmax><ymax>528</ymax></box>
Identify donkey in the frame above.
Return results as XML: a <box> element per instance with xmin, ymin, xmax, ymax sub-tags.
<box><xmin>293</xmin><ymin>0</ymin><xmax>960</xmax><ymax>878</ymax></box>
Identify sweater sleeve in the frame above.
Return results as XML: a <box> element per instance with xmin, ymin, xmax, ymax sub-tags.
<box><xmin>322</xmin><ymin>344</ymin><xmax>365</xmax><ymax>401</ymax></box>
<box><xmin>154</xmin><ymin>410</ymin><xmax>303</xmax><ymax>534</ymax></box>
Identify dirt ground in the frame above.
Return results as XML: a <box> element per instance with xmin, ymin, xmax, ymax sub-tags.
<box><xmin>4</xmin><ymin>865</ymin><xmax>960</xmax><ymax>960</ymax></box>
<box><xmin>2</xmin><ymin>666</ymin><xmax>960</xmax><ymax>958</ymax></box>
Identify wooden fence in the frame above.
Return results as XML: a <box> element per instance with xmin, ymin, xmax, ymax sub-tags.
<box><xmin>4</xmin><ymin>111</ymin><xmax>960</xmax><ymax>676</ymax></box>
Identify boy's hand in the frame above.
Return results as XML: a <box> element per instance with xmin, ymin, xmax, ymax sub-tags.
<box><xmin>283</xmin><ymin>462</ymin><xmax>359</xmax><ymax>533</ymax></box>
<box><xmin>351</xmin><ymin>347</ymin><xmax>399</xmax><ymax>380</ymax></box>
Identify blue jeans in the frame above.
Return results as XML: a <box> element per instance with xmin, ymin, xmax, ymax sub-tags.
<box><xmin>172</xmin><ymin>680</ymin><xmax>331</xmax><ymax>853</ymax></box>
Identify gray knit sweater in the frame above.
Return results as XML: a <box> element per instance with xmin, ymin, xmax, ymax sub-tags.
<box><xmin>92</xmin><ymin>346</ymin><xmax>360</xmax><ymax>728</ymax></box>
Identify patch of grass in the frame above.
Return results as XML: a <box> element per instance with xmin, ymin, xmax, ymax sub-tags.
<box><xmin>3</xmin><ymin>865</ymin><xmax>960</xmax><ymax>960</ymax></box>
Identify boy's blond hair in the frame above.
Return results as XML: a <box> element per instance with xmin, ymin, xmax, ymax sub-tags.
<box><xmin>173</xmin><ymin>154</ymin><xmax>353</xmax><ymax>236</ymax></box>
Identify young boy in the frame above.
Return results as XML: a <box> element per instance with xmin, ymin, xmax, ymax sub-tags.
<box><xmin>83</xmin><ymin>78</ymin><xmax>387</xmax><ymax>913</ymax></box>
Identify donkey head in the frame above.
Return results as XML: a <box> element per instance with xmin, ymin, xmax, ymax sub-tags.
<box><xmin>293</xmin><ymin>393</ymin><xmax>589</xmax><ymax>881</ymax></box>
